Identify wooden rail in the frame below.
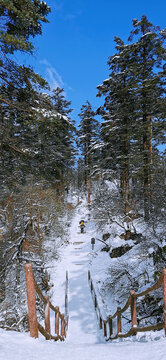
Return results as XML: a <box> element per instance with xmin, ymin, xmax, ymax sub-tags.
<box><xmin>88</xmin><ymin>268</ymin><xmax>166</xmax><ymax>340</ymax></box>
<box><xmin>25</xmin><ymin>263</ymin><xmax>69</xmax><ymax>341</ymax></box>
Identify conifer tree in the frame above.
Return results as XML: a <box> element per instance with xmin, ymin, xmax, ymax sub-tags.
<box><xmin>0</xmin><ymin>0</ymin><xmax>52</xmax><ymax>188</ymax></box>
<box><xmin>0</xmin><ymin>0</ymin><xmax>51</xmax><ymax>109</ymax></box>
<box><xmin>128</xmin><ymin>15</ymin><xmax>166</xmax><ymax>219</ymax></box>
<box><xmin>0</xmin><ymin>0</ymin><xmax>50</xmax><ymax>54</ymax></box>
<box><xmin>51</xmin><ymin>88</ymin><xmax>76</xmax><ymax>187</ymax></box>
<box><xmin>97</xmin><ymin>37</ymin><xmax>135</xmax><ymax>214</ymax></box>
<box><xmin>78</xmin><ymin>101</ymin><xmax>99</xmax><ymax>204</ymax></box>
<box><xmin>51</xmin><ymin>87</ymin><xmax>73</xmax><ymax>116</ymax></box>
<box><xmin>97</xmin><ymin>15</ymin><xmax>166</xmax><ymax>219</ymax></box>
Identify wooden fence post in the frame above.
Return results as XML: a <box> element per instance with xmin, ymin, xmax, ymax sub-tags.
<box><xmin>99</xmin><ymin>315</ymin><xmax>103</xmax><ymax>329</ymax></box>
<box><xmin>45</xmin><ymin>296</ymin><xmax>51</xmax><ymax>336</ymax></box>
<box><xmin>55</xmin><ymin>306</ymin><xmax>59</xmax><ymax>336</ymax></box>
<box><xmin>64</xmin><ymin>319</ymin><xmax>67</xmax><ymax>338</ymax></box>
<box><xmin>65</xmin><ymin>271</ymin><xmax>68</xmax><ymax>320</ymax></box>
<box><xmin>25</xmin><ymin>263</ymin><xmax>38</xmax><ymax>338</ymax></box>
<box><xmin>130</xmin><ymin>290</ymin><xmax>137</xmax><ymax>332</ymax></box>
<box><xmin>61</xmin><ymin>314</ymin><xmax>65</xmax><ymax>337</ymax></box>
<box><xmin>108</xmin><ymin>317</ymin><xmax>113</xmax><ymax>337</ymax></box>
<box><xmin>117</xmin><ymin>307</ymin><xmax>122</xmax><ymax>335</ymax></box>
<box><xmin>162</xmin><ymin>268</ymin><xmax>166</xmax><ymax>336</ymax></box>
<box><xmin>104</xmin><ymin>321</ymin><xmax>107</xmax><ymax>337</ymax></box>
<box><xmin>94</xmin><ymin>294</ymin><xmax>97</xmax><ymax>308</ymax></box>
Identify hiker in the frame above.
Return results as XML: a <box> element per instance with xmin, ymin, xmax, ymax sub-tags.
<box><xmin>79</xmin><ymin>220</ymin><xmax>85</xmax><ymax>233</ymax></box>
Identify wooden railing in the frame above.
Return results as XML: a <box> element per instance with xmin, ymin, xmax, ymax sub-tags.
<box><xmin>88</xmin><ymin>268</ymin><xmax>166</xmax><ymax>340</ymax></box>
<box><xmin>25</xmin><ymin>263</ymin><xmax>69</xmax><ymax>341</ymax></box>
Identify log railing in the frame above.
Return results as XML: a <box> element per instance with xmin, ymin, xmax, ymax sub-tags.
<box><xmin>88</xmin><ymin>268</ymin><xmax>166</xmax><ymax>340</ymax></box>
<box><xmin>25</xmin><ymin>263</ymin><xmax>69</xmax><ymax>341</ymax></box>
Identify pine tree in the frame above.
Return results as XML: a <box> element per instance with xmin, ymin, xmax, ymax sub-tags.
<box><xmin>0</xmin><ymin>0</ymin><xmax>51</xmax><ymax>54</ymax></box>
<box><xmin>13</xmin><ymin>88</ymin><xmax>76</xmax><ymax>187</ymax></box>
<box><xmin>51</xmin><ymin>87</ymin><xmax>73</xmax><ymax>116</ymax></box>
<box><xmin>51</xmin><ymin>88</ymin><xmax>76</xmax><ymax>188</ymax></box>
<box><xmin>78</xmin><ymin>101</ymin><xmax>100</xmax><ymax>204</ymax></box>
<box><xmin>97</xmin><ymin>37</ymin><xmax>136</xmax><ymax>214</ymax></box>
<box><xmin>97</xmin><ymin>16</ymin><xmax>166</xmax><ymax>219</ymax></box>
<box><xmin>0</xmin><ymin>1</ymin><xmax>51</xmax><ymax>189</ymax></box>
<box><xmin>0</xmin><ymin>66</ymin><xmax>49</xmax><ymax>190</ymax></box>
<box><xmin>0</xmin><ymin>0</ymin><xmax>51</xmax><ymax>112</ymax></box>
<box><xmin>128</xmin><ymin>15</ymin><xmax>166</xmax><ymax>219</ymax></box>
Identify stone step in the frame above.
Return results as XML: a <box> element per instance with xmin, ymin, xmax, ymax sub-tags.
<box><xmin>73</xmin><ymin>241</ymin><xmax>84</xmax><ymax>245</ymax></box>
<box><xmin>74</xmin><ymin>263</ymin><xmax>83</xmax><ymax>266</ymax></box>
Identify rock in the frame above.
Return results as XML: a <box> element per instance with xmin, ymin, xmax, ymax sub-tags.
<box><xmin>101</xmin><ymin>246</ymin><xmax>110</xmax><ymax>252</ymax></box>
<box><xmin>102</xmin><ymin>233</ymin><xmax>110</xmax><ymax>241</ymax></box>
<box><xmin>120</xmin><ymin>232</ymin><xmax>143</xmax><ymax>242</ymax></box>
<box><xmin>110</xmin><ymin>244</ymin><xmax>133</xmax><ymax>258</ymax></box>
<box><xmin>120</xmin><ymin>230</ymin><xmax>132</xmax><ymax>240</ymax></box>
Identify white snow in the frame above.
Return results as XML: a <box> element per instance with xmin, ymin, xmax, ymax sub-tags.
<box><xmin>0</xmin><ymin>200</ymin><xmax>166</xmax><ymax>359</ymax></box>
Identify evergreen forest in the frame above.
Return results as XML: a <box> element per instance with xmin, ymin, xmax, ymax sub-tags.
<box><xmin>0</xmin><ymin>1</ymin><xmax>165</xmax><ymax>333</ymax></box>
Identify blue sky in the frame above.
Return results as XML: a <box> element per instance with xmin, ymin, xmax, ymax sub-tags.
<box><xmin>17</xmin><ymin>0</ymin><xmax>166</xmax><ymax>124</ymax></box>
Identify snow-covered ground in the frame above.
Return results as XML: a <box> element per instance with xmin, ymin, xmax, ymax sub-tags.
<box><xmin>0</xmin><ymin>328</ymin><xmax>166</xmax><ymax>360</ymax></box>
<box><xmin>0</xmin><ymin>201</ymin><xmax>166</xmax><ymax>360</ymax></box>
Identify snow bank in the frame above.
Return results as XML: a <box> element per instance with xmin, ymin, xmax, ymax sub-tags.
<box><xmin>0</xmin><ymin>328</ymin><xmax>166</xmax><ymax>360</ymax></box>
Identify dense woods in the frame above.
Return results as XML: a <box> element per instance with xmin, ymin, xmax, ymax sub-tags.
<box><xmin>0</xmin><ymin>1</ymin><xmax>165</xmax><ymax>333</ymax></box>
<box><xmin>0</xmin><ymin>0</ymin><xmax>76</xmax><ymax>329</ymax></box>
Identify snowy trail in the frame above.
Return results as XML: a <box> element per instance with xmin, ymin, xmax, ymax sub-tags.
<box><xmin>50</xmin><ymin>205</ymin><xmax>103</xmax><ymax>344</ymax></box>
<box><xmin>65</xmin><ymin>242</ymin><xmax>101</xmax><ymax>344</ymax></box>
<box><xmin>0</xmin><ymin>203</ymin><xmax>166</xmax><ymax>359</ymax></box>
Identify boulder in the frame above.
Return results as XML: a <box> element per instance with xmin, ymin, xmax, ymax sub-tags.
<box><xmin>102</xmin><ymin>233</ymin><xmax>111</xmax><ymax>241</ymax></box>
<box><xmin>110</xmin><ymin>244</ymin><xmax>132</xmax><ymax>258</ymax></box>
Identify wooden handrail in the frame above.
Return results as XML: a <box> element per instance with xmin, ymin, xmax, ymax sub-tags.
<box><xmin>65</xmin><ymin>271</ymin><xmax>69</xmax><ymax>331</ymax></box>
<box><xmin>37</xmin><ymin>322</ymin><xmax>65</xmax><ymax>341</ymax></box>
<box><xmin>34</xmin><ymin>280</ymin><xmax>64</xmax><ymax>317</ymax></box>
<box><xmin>136</xmin><ymin>272</ymin><xmax>163</xmax><ymax>298</ymax></box>
<box><xmin>25</xmin><ymin>263</ymin><xmax>69</xmax><ymax>341</ymax></box>
<box><xmin>88</xmin><ymin>268</ymin><xmax>166</xmax><ymax>340</ymax></box>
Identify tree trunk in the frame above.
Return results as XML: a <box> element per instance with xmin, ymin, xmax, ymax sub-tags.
<box><xmin>87</xmin><ymin>152</ymin><xmax>91</xmax><ymax>206</ymax></box>
<box><xmin>149</xmin><ymin>116</ymin><xmax>153</xmax><ymax>207</ymax></box>
<box><xmin>124</xmin><ymin>134</ymin><xmax>130</xmax><ymax>214</ymax></box>
<box><xmin>143</xmin><ymin>115</ymin><xmax>149</xmax><ymax>220</ymax></box>
<box><xmin>142</xmin><ymin>39</ymin><xmax>149</xmax><ymax>221</ymax></box>
<box><xmin>88</xmin><ymin>177</ymin><xmax>91</xmax><ymax>205</ymax></box>
<box><xmin>120</xmin><ymin>119</ymin><xmax>130</xmax><ymax>214</ymax></box>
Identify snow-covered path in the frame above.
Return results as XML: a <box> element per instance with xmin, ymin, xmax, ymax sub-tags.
<box><xmin>66</xmin><ymin>241</ymin><xmax>100</xmax><ymax>344</ymax></box>
<box><xmin>0</xmin><ymin>203</ymin><xmax>166</xmax><ymax>359</ymax></box>
<box><xmin>50</xmin><ymin>205</ymin><xmax>103</xmax><ymax>344</ymax></box>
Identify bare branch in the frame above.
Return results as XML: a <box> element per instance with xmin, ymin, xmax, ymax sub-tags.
<box><xmin>0</xmin><ymin>98</ymin><xmax>31</xmax><ymax>112</ymax></box>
